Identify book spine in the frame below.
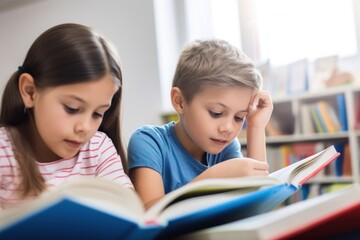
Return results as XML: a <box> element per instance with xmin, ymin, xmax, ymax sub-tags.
<box><xmin>333</xmin><ymin>143</ymin><xmax>345</xmax><ymax>176</ymax></box>
<box><xmin>336</xmin><ymin>94</ymin><xmax>348</xmax><ymax>131</ymax></box>
<box><xmin>309</xmin><ymin>104</ymin><xmax>324</xmax><ymax>133</ymax></box>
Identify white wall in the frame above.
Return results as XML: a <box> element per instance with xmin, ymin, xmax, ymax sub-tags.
<box><xmin>153</xmin><ymin>0</ymin><xmax>185</xmax><ymax>113</ymax></box>
<box><xmin>0</xmin><ymin>0</ymin><xmax>163</xmax><ymax>144</ymax></box>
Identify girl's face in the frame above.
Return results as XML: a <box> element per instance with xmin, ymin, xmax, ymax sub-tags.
<box><xmin>31</xmin><ymin>74</ymin><xmax>117</xmax><ymax>162</ymax></box>
<box><xmin>175</xmin><ymin>85</ymin><xmax>253</xmax><ymax>161</ymax></box>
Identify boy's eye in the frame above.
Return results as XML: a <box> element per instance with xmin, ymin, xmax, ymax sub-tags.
<box><xmin>209</xmin><ymin>111</ymin><xmax>222</xmax><ymax>118</ymax></box>
<box><xmin>235</xmin><ymin>116</ymin><xmax>244</xmax><ymax>122</ymax></box>
<box><xmin>64</xmin><ymin>105</ymin><xmax>78</xmax><ymax>114</ymax></box>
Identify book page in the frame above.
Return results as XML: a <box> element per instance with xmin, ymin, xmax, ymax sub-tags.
<box><xmin>157</xmin><ymin>187</ymin><xmax>261</xmax><ymax>220</ymax></box>
<box><xmin>268</xmin><ymin>149</ymin><xmax>325</xmax><ymax>182</ymax></box>
<box><xmin>56</xmin><ymin>177</ymin><xmax>145</xmax><ymax>221</ymax></box>
<box><xmin>144</xmin><ymin>176</ymin><xmax>280</xmax><ymax>221</ymax></box>
<box><xmin>0</xmin><ymin>177</ymin><xmax>145</xmax><ymax>228</ymax></box>
<box><xmin>269</xmin><ymin>146</ymin><xmax>338</xmax><ymax>185</ymax></box>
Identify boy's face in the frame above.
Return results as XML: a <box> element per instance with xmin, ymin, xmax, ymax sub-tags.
<box><xmin>177</xmin><ymin>85</ymin><xmax>252</xmax><ymax>160</ymax></box>
<box><xmin>31</xmin><ymin>74</ymin><xmax>117</xmax><ymax>162</ymax></box>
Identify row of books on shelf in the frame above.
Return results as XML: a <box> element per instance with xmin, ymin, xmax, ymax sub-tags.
<box><xmin>267</xmin><ymin>142</ymin><xmax>351</xmax><ymax>177</ymax></box>
<box><xmin>264</xmin><ymin>93</ymin><xmax>348</xmax><ymax>136</ymax></box>
<box><xmin>300</xmin><ymin>94</ymin><xmax>347</xmax><ymax>134</ymax></box>
<box><xmin>287</xmin><ymin>182</ymin><xmax>352</xmax><ymax>205</ymax></box>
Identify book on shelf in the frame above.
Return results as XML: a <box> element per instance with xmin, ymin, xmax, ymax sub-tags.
<box><xmin>0</xmin><ymin>145</ymin><xmax>340</xmax><ymax>240</ymax></box>
<box><xmin>300</xmin><ymin>101</ymin><xmax>343</xmax><ymax>134</ymax></box>
<box><xmin>179</xmin><ymin>184</ymin><xmax>359</xmax><ymax>240</ymax></box>
<box><xmin>342</xmin><ymin>143</ymin><xmax>352</xmax><ymax>176</ymax></box>
<box><xmin>354</xmin><ymin>96</ymin><xmax>360</xmax><ymax>129</ymax></box>
<box><xmin>300</xmin><ymin>104</ymin><xmax>315</xmax><ymax>134</ymax></box>
<box><xmin>336</xmin><ymin>94</ymin><xmax>348</xmax><ymax>131</ymax></box>
<box><xmin>300</xmin><ymin>181</ymin><xmax>352</xmax><ymax>201</ymax></box>
<box><xmin>309</xmin><ymin>103</ymin><xmax>325</xmax><ymax>133</ymax></box>
<box><xmin>317</xmin><ymin>101</ymin><xmax>342</xmax><ymax>133</ymax></box>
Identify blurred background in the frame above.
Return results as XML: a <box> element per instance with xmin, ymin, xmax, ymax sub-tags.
<box><xmin>0</xmin><ymin>0</ymin><xmax>359</xmax><ymax>144</ymax></box>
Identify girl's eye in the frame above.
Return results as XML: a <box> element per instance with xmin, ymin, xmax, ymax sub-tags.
<box><xmin>64</xmin><ymin>105</ymin><xmax>78</xmax><ymax>114</ymax></box>
<box><xmin>93</xmin><ymin>112</ymin><xmax>104</xmax><ymax>119</ymax></box>
<box><xmin>209</xmin><ymin>111</ymin><xmax>222</xmax><ymax>118</ymax></box>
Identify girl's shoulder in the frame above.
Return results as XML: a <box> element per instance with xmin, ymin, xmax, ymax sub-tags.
<box><xmin>84</xmin><ymin>131</ymin><xmax>112</xmax><ymax>151</ymax></box>
<box><xmin>90</xmin><ymin>131</ymin><xmax>108</xmax><ymax>140</ymax></box>
<box><xmin>0</xmin><ymin>127</ymin><xmax>12</xmax><ymax>146</ymax></box>
<box><xmin>0</xmin><ymin>127</ymin><xmax>15</xmax><ymax>163</ymax></box>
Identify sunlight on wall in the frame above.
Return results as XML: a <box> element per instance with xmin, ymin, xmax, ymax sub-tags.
<box><xmin>255</xmin><ymin>0</ymin><xmax>357</xmax><ymax>65</ymax></box>
<box><xmin>185</xmin><ymin>0</ymin><xmax>241</xmax><ymax>48</ymax></box>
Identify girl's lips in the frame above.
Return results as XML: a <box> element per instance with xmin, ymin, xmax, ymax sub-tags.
<box><xmin>65</xmin><ymin>140</ymin><xmax>82</xmax><ymax>148</ymax></box>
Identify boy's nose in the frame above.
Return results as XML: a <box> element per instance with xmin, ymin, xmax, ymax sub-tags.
<box><xmin>219</xmin><ymin>120</ymin><xmax>234</xmax><ymax>134</ymax></box>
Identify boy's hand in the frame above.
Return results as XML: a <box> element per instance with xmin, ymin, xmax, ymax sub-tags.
<box><xmin>246</xmin><ymin>90</ymin><xmax>273</xmax><ymax>129</ymax></box>
<box><xmin>195</xmin><ymin>158</ymin><xmax>269</xmax><ymax>180</ymax></box>
<box><xmin>220</xmin><ymin>158</ymin><xmax>269</xmax><ymax>176</ymax></box>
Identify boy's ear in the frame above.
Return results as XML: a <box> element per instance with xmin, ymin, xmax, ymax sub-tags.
<box><xmin>171</xmin><ymin>87</ymin><xmax>185</xmax><ymax>114</ymax></box>
<box><xmin>18</xmin><ymin>73</ymin><xmax>36</xmax><ymax>108</ymax></box>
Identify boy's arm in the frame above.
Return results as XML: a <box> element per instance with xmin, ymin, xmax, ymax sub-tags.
<box><xmin>130</xmin><ymin>167</ymin><xmax>165</xmax><ymax>210</ymax></box>
<box><xmin>246</xmin><ymin>127</ymin><xmax>267</xmax><ymax>162</ymax></box>
<box><xmin>128</xmin><ymin>129</ymin><xmax>166</xmax><ymax>210</ymax></box>
<box><xmin>245</xmin><ymin>90</ymin><xmax>273</xmax><ymax>162</ymax></box>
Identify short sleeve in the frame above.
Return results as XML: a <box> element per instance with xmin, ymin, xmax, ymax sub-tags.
<box><xmin>128</xmin><ymin>128</ymin><xmax>164</xmax><ymax>175</ymax></box>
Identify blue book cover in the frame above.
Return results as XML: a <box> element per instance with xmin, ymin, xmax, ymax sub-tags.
<box><xmin>0</xmin><ymin>199</ymin><xmax>163</xmax><ymax>240</ymax></box>
<box><xmin>333</xmin><ymin>142</ymin><xmax>345</xmax><ymax>176</ymax></box>
<box><xmin>0</xmin><ymin>183</ymin><xmax>297</xmax><ymax>240</ymax></box>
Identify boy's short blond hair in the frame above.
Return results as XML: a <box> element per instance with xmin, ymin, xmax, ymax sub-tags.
<box><xmin>172</xmin><ymin>39</ymin><xmax>262</xmax><ymax>103</ymax></box>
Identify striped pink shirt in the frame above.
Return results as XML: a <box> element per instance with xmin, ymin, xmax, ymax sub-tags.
<box><xmin>0</xmin><ymin>128</ymin><xmax>133</xmax><ymax>209</ymax></box>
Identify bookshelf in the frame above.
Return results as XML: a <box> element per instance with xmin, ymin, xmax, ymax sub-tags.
<box><xmin>239</xmin><ymin>84</ymin><xmax>360</xmax><ymax>203</ymax></box>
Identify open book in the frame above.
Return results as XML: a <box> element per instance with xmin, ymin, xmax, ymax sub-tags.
<box><xmin>180</xmin><ymin>184</ymin><xmax>359</xmax><ymax>240</ymax></box>
<box><xmin>0</xmin><ymin>145</ymin><xmax>339</xmax><ymax>240</ymax></box>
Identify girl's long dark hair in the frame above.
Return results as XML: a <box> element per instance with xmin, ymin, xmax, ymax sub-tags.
<box><xmin>0</xmin><ymin>23</ymin><xmax>127</xmax><ymax>197</ymax></box>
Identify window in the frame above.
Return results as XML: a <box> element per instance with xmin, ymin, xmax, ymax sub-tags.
<box><xmin>184</xmin><ymin>0</ymin><xmax>241</xmax><ymax>49</ymax></box>
<box><xmin>252</xmin><ymin>0</ymin><xmax>358</xmax><ymax>65</ymax></box>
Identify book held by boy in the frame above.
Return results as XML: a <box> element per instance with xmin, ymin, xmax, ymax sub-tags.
<box><xmin>0</xmin><ymin>145</ymin><xmax>340</xmax><ymax>240</ymax></box>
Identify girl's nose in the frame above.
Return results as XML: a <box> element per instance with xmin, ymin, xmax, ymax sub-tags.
<box><xmin>74</xmin><ymin>116</ymin><xmax>92</xmax><ymax>134</ymax></box>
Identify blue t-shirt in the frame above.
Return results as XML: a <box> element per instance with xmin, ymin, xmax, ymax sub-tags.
<box><xmin>128</xmin><ymin>122</ymin><xmax>243</xmax><ymax>193</ymax></box>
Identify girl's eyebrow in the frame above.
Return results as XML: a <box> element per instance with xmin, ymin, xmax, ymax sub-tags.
<box><xmin>66</xmin><ymin>95</ymin><xmax>111</xmax><ymax>108</ymax></box>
